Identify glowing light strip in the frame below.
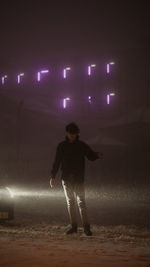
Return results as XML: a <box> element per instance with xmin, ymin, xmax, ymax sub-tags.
<box><xmin>88</xmin><ymin>64</ymin><xmax>96</xmax><ymax>76</ymax></box>
<box><xmin>107</xmin><ymin>93</ymin><xmax>115</xmax><ymax>104</ymax></box>
<box><xmin>41</xmin><ymin>70</ymin><xmax>49</xmax><ymax>74</ymax></box>
<box><xmin>1</xmin><ymin>62</ymin><xmax>116</xmax><ymax>83</ymax></box>
<box><xmin>107</xmin><ymin>62</ymin><xmax>115</xmax><ymax>74</ymax></box>
<box><xmin>63</xmin><ymin>67</ymin><xmax>71</xmax><ymax>79</ymax></box>
<box><xmin>110</xmin><ymin>93</ymin><xmax>115</xmax><ymax>96</ymax></box>
<box><xmin>63</xmin><ymin>97</ymin><xmax>70</xmax><ymax>109</ymax></box>
<box><xmin>2</xmin><ymin>75</ymin><xmax>7</xmax><ymax>85</ymax></box>
<box><xmin>37</xmin><ymin>70</ymin><xmax>49</xmax><ymax>82</ymax></box>
<box><xmin>17</xmin><ymin>73</ymin><xmax>24</xmax><ymax>84</ymax></box>
<box><xmin>107</xmin><ymin>64</ymin><xmax>110</xmax><ymax>74</ymax></box>
<box><xmin>107</xmin><ymin>94</ymin><xmax>110</xmax><ymax>104</ymax></box>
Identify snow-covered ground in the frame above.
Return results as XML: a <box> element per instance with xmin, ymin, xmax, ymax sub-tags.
<box><xmin>0</xmin><ymin>192</ymin><xmax>150</xmax><ymax>267</ymax></box>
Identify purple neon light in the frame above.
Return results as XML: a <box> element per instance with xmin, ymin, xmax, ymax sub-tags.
<box><xmin>107</xmin><ymin>62</ymin><xmax>115</xmax><ymax>74</ymax></box>
<box><xmin>41</xmin><ymin>70</ymin><xmax>49</xmax><ymax>74</ymax></box>
<box><xmin>107</xmin><ymin>64</ymin><xmax>110</xmax><ymax>74</ymax></box>
<box><xmin>17</xmin><ymin>73</ymin><xmax>24</xmax><ymax>84</ymax></box>
<box><xmin>63</xmin><ymin>97</ymin><xmax>70</xmax><ymax>109</ymax></box>
<box><xmin>88</xmin><ymin>64</ymin><xmax>96</xmax><ymax>76</ymax></box>
<box><xmin>37</xmin><ymin>72</ymin><xmax>40</xmax><ymax>81</ymax></box>
<box><xmin>107</xmin><ymin>93</ymin><xmax>115</xmax><ymax>104</ymax></box>
<box><xmin>2</xmin><ymin>75</ymin><xmax>7</xmax><ymax>85</ymax></box>
<box><xmin>63</xmin><ymin>69</ymin><xmax>67</xmax><ymax>79</ymax></box>
<box><xmin>107</xmin><ymin>94</ymin><xmax>110</xmax><ymax>104</ymax></box>
<box><xmin>1</xmin><ymin>63</ymin><xmax>117</xmax><ymax>82</ymax></box>
<box><xmin>2</xmin><ymin>77</ymin><xmax>5</xmax><ymax>85</ymax></box>
<box><xmin>63</xmin><ymin>67</ymin><xmax>71</xmax><ymax>79</ymax></box>
<box><xmin>17</xmin><ymin>76</ymin><xmax>20</xmax><ymax>84</ymax></box>
<box><xmin>88</xmin><ymin>96</ymin><xmax>92</xmax><ymax>104</ymax></box>
<box><xmin>88</xmin><ymin>66</ymin><xmax>91</xmax><ymax>76</ymax></box>
<box><xmin>37</xmin><ymin>70</ymin><xmax>49</xmax><ymax>81</ymax></box>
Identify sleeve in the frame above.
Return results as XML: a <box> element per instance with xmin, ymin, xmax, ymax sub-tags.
<box><xmin>84</xmin><ymin>142</ymin><xmax>99</xmax><ymax>161</ymax></box>
<box><xmin>51</xmin><ymin>144</ymin><xmax>62</xmax><ymax>178</ymax></box>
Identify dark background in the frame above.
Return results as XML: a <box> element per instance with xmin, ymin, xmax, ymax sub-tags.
<box><xmin>0</xmin><ymin>0</ymin><xmax>150</xmax><ymax>188</ymax></box>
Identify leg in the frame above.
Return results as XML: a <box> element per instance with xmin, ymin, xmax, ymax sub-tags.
<box><xmin>75</xmin><ymin>183</ymin><xmax>92</xmax><ymax>236</ymax></box>
<box><xmin>75</xmin><ymin>183</ymin><xmax>89</xmax><ymax>227</ymax></box>
<box><xmin>62</xmin><ymin>180</ymin><xmax>77</xmax><ymax>228</ymax></box>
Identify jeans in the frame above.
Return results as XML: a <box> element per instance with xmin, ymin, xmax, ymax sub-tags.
<box><xmin>62</xmin><ymin>179</ymin><xmax>89</xmax><ymax>227</ymax></box>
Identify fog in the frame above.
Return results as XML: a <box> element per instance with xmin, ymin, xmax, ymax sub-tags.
<box><xmin>0</xmin><ymin>81</ymin><xmax>150</xmax><ymax>228</ymax></box>
<box><xmin>0</xmin><ymin>73</ymin><xmax>150</xmax><ymax>267</ymax></box>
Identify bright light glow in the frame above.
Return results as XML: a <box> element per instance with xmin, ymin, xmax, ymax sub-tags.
<box><xmin>41</xmin><ymin>70</ymin><xmax>49</xmax><ymax>74</ymax></box>
<box><xmin>63</xmin><ymin>67</ymin><xmax>71</xmax><ymax>79</ymax></box>
<box><xmin>2</xmin><ymin>75</ymin><xmax>7</xmax><ymax>85</ymax></box>
<box><xmin>107</xmin><ymin>64</ymin><xmax>110</xmax><ymax>74</ymax></box>
<box><xmin>107</xmin><ymin>92</ymin><xmax>115</xmax><ymax>104</ymax></box>
<box><xmin>110</xmin><ymin>93</ymin><xmax>115</xmax><ymax>96</ymax></box>
<box><xmin>5</xmin><ymin>187</ymin><xmax>14</xmax><ymax>198</ymax></box>
<box><xmin>63</xmin><ymin>97</ymin><xmax>70</xmax><ymax>109</ymax></box>
<box><xmin>107</xmin><ymin>62</ymin><xmax>115</xmax><ymax>73</ymax></box>
<box><xmin>88</xmin><ymin>96</ymin><xmax>92</xmax><ymax>104</ymax></box>
<box><xmin>37</xmin><ymin>69</ymin><xmax>49</xmax><ymax>81</ymax></box>
<box><xmin>17</xmin><ymin>73</ymin><xmax>24</xmax><ymax>84</ymax></box>
<box><xmin>107</xmin><ymin>94</ymin><xmax>110</xmax><ymax>104</ymax></box>
<box><xmin>37</xmin><ymin>72</ymin><xmax>40</xmax><ymax>81</ymax></box>
<box><xmin>0</xmin><ymin>187</ymin><xmax>146</xmax><ymax>201</ymax></box>
<box><xmin>1</xmin><ymin>188</ymin><xmax>64</xmax><ymax>198</ymax></box>
<box><xmin>88</xmin><ymin>64</ymin><xmax>96</xmax><ymax>76</ymax></box>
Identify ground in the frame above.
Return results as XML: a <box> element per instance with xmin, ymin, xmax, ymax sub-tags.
<box><xmin>0</xmin><ymin>190</ymin><xmax>150</xmax><ymax>267</ymax></box>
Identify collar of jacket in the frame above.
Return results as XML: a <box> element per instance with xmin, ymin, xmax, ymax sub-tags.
<box><xmin>65</xmin><ymin>135</ymin><xmax>79</xmax><ymax>143</ymax></box>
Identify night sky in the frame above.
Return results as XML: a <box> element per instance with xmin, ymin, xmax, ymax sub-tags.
<box><xmin>0</xmin><ymin>1</ymin><xmax>149</xmax><ymax>67</ymax></box>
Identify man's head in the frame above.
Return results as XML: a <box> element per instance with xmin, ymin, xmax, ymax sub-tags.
<box><xmin>66</xmin><ymin>122</ymin><xmax>80</xmax><ymax>143</ymax></box>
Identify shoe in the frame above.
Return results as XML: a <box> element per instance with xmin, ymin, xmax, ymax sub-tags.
<box><xmin>84</xmin><ymin>225</ymin><xmax>92</xmax><ymax>236</ymax></box>
<box><xmin>66</xmin><ymin>226</ymin><xmax>77</xmax><ymax>235</ymax></box>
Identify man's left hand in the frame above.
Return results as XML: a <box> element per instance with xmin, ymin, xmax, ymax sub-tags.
<box><xmin>98</xmin><ymin>153</ymin><xmax>103</xmax><ymax>159</ymax></box>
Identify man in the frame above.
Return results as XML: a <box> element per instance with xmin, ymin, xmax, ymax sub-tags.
<box><xmin>50</xmin><ymin>122</ymin><xmax>103</xmax><ymax>236</ymax></box>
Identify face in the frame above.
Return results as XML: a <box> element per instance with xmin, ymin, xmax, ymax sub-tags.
<box><xmin>66</xmin><ymin>132</ymin><xmax>78</xmax><ymax>142</ymax></box>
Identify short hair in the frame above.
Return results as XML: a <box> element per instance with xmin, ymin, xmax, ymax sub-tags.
<box><xmin>65</xmin><ymin>122</ymin><xmax>80</xmax><ymax>134</ymax></box>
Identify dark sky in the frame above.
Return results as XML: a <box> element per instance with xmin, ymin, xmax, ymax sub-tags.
<box><xmin>0</xmin><ymin>0</ymin><xmax>149</xmax><ymax>68</ymax></box>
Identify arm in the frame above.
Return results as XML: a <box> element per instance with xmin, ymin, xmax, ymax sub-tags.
<box><xmin>84</xmin><ymin>142</ymin><xmax>103</xmax><ymax>161</ymax></box>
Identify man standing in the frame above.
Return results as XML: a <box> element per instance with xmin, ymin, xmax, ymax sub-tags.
<box><xmin>50</xmin><ymin>122</ymin><xmax>103</xmax><ymax>236</ymax></box>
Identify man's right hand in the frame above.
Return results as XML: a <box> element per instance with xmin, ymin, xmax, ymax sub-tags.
<box><xmin>50</xmin><ymin>178</ymin><xmax>55</xmax><ymax>188</ymax></box>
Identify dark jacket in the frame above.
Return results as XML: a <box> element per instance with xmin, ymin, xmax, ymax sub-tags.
<box><xmin>51</xmin><ymin>137</ymin><xmax>99</xmax><ymax>183</ymax></box>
